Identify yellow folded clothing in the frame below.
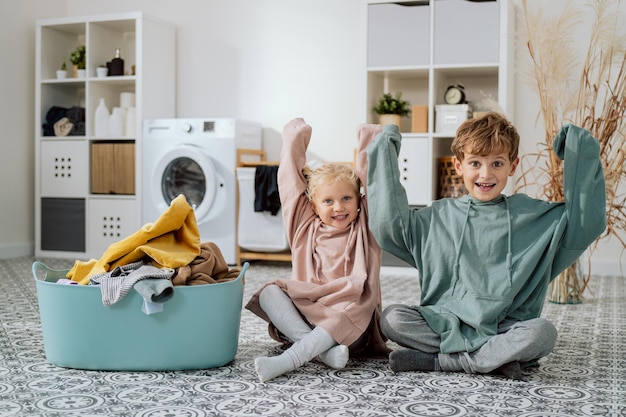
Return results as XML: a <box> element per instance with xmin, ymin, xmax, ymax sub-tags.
<box><xmin>68</xmin><ymin>194</ymin><xmax>201</xmax><ymax>285</ymax></box>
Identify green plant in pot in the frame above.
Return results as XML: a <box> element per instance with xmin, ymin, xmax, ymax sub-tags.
<box><xmin>373</xmin><ymin>92</ymin><xmax>411</xmax><ymax>127</ymax></box>
<box><xmin>56</xmin><ymin>61</ymin><xmax>67</xmax><ymax>79</ymax></box>
<box><xmin>69</xmin><ymin>45</ymin><xmax>86</xmax><ymax>77</ymax></box>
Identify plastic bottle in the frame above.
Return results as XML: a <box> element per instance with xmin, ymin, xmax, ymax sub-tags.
<box><xmin>109</xmin><ymin>48</ymin><xmax>124</xmax><ymax>76</ymax></box>
<box><xmin>94</xmin><ymin>98</ymin><xmax>110</xmax><ymax>137</ymax></box>
<box><xmin>125</xmin><ymin>107</ymin><xmax>136</xmax><ymax>137</ymax></box>
<box><xmin>109</xmin><ymin>107</ymin><xmax>124</xmax><ymax>137</ymax></box>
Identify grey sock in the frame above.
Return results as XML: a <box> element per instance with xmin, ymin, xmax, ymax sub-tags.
<box><xmin>494</xmin><ymin>361</ymin><xmax>522</xmax><ymax>380</ymax></box>
<box><xmin>389</xmin><ymin>348</ymin><xmax>439</xmax><ymax>372</ymax></box>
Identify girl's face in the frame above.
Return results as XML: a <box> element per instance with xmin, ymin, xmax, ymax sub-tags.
<box><xmin>310</xmin><ymin>180</ymin><xmax>359</xmax><ymax>229</ymax></box>
<box><xmin>453</xmin><ymin>151</ymin><xmax>519</xmax><ymax>202</ymax></box>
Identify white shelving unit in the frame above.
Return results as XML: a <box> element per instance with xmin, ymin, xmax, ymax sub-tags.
<box><xmin>363</xmin><ymin>0</ymin><xmax>513</xmax><ymax>205</ymax></box>
<box><xmin>35</xmin><ymin>12</ymin><xmax>176</xmax><ymax>259</ymax></box>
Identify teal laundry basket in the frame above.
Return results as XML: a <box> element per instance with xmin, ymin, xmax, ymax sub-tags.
<box><xmin>32</xmin><ymin>261</ymin><xmax>248</xmax><ymax>371</ymax></box>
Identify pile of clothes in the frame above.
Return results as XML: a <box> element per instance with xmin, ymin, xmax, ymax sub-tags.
<box><xmin>64</xmin><ymin>194</ymin><xmax>241</xmax><ymax>313</ymax></box>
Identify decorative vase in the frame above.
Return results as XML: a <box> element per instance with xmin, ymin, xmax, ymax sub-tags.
<box><xmin>96</xmin><ymin>67</ymin><xmax>108</xmax><ymax>77</ymax></box>
<box><xmin>77</xmin><ymin>69</ymin><xmax>86</xmax><ymax>78</ymax></box>
<box><xmin>56</xmin><ymin>70</ymin><xmax>67</xmax><ymax>79</ymax></box>
<box><xmin>379</xmin><ymin>114</ymin><xmax>401</xmax><ymax>127</ymax></box>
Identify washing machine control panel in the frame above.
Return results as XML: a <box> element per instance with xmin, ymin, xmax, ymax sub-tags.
<box><xmin>181</xmin><ymin>122</ymin><xmax>192</xmax><ymax>133</ymax></box>
<box><xmin>178</xmin><ymin>120</ymin><xmax>218</xmax><ymax>135</ymax></box>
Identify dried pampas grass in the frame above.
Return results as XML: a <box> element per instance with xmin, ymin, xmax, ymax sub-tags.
<box><xmin>517</xmin><ymin>0</ymin><xmax>626</xmax><ymax>303</ymax></box>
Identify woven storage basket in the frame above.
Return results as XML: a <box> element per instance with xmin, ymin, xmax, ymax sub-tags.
<box><xmin>438</xmin><ymin>156</ymin><xmax>467</xmax><ymax>198</ymax></box>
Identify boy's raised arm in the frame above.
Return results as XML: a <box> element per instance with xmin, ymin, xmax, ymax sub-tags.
<box><xmin>551</xmin><ymin>124</ymin><xmax>607</xmax><ymax>272</ymax></box>
<box><xmin>366</xmin><ymin>125</ymin><xmax>418</xmax><ymax>267</ymax></box>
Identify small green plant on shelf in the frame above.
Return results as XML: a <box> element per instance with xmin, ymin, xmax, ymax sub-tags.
<box><xmin>70</xmin><ymin>45</ymin><xmax>86</xmax><ymax>69</ymax></box>
<box><xmin>60</xmin><ymin>61</ymin><xmax>66</xmax><ymax>71</ymax></box>
<box><xmin>373</xmin><ymin>92</ymin><xmax>411</xmax><ymax>117</ymax></box>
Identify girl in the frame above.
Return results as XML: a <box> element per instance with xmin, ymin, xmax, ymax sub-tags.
<box><xmin>245</xmin><ymin>118</ymin><xmax>389</xmax><ymax>382</ymax></box>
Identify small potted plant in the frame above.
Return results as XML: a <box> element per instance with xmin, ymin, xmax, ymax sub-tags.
<box><xmin>373</xmin><ymin>92</ymin><xmax>411</xmax><ymax>126</ymax></box>
<box><xmin>69</xmin><ymin>45</ymin><xmax>86</xmax><ymax>78</ymax></box>
<box><xmin>96</xmin><ymin>64</ymin><xmax>108</xmax><ymax>78</ymax></box>
<box><xmin>56</xmin><ymin>61</ymin><xmax>67</xmax><ymax>79</ymax></box>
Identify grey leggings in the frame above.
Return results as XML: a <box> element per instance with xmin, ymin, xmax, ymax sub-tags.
<box><xmin>381</xmin><ymin>304</ymin><xmax>557</xmax><ymax>374</ymax></box>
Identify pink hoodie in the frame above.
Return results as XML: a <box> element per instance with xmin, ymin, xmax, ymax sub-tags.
<box><xmin>246</xmin><ymin>118</ymin><xmax>388</xmax><ymax>355</ymax></box>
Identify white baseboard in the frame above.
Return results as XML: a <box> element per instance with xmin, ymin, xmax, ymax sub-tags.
<box><xmin>381</xmin><ymin>259</ymin><xmax>625</xmax><ymax>279</ymax></box>
<box><xmin>380</xmin><ymin>265</ymin><xmax>419</xmax><ymax>277</ymax></box>
<box><xmin>0</xmin><ymin>243</ymin><xmax>34</xmax><ymax>259</ymax></box>
<box><xmin>582</xmin><ymin>258</ymin><xmax>626</xmax><ymax>277</ymax></box>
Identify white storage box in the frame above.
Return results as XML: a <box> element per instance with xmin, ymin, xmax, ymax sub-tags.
<box><xmin>367</xmin><ymin>2</ymin><xmax>430</xmax><ymax>67</ymax></box>
<box><xmin>433</xmin><ymin>0</ymin><xmax>500</xmax><ymax>65</ymax></box>
<box><xmin>435</xmin><ymin>104</ymin><xmax>472</xmax><ymax>134</ymax></box>
<box><xmin>237</xmin><ymin>167</ymin><xmax>289</xmax><ymax>252</ymax></box>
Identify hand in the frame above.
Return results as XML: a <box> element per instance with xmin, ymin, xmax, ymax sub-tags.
<box><xmin>356</xmin><ymin>123</ymin><xmax>383</xmax><ymax>148</ymax></box>
<box><xmin>282</xmin><ymin>118</ymin><xmax>312</xmax><ymax>148</ymax></box>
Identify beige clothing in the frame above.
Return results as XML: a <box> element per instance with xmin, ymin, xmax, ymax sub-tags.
<box><xmin>246</xmin><ymin>119</ymin><xmax>388</xmax><ymax>355</ymax></box>
<box><xmin>171</xmin><ymin>241</ymin><xmax>241</xmax><ymax>286</ymax></box>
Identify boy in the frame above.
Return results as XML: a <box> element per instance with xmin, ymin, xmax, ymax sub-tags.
<box><xmin>366</xmin><ymin>112</ymin><xmax>606</xmax><ymax>378</ymax></box>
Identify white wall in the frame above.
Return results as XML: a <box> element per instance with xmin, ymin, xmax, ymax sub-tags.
<box><xmin>65</xmin><ymin>0</ymin><xmax>365</xmax><ymax>162</ymax></box>
<box><xmin>0</xmin><ymin>0</ymin><xmax>66</xmax><ymax>258</ymax></box>
<box><xmin>1</xmin><ymin>0</ymin><xmax>624</xmax><ymax>275</ymax></box>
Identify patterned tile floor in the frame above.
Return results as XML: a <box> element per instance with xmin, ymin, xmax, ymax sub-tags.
<box><xmin>1</xmin><ymin>256</ymin><xmax>625</xmax><ymax>416</ymax></box>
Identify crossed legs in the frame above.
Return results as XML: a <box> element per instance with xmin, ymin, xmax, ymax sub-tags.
<box><xmin>381</xmin><ymin>304</ymin><xmax>557</xmax><ymax>378</ymax></box>
<box><xmin>254</xmin><ymin>284</ymin><xmax>349</xmax><ymax>382</ymax></box>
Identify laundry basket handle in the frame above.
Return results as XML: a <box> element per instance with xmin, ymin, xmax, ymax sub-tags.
<box><xmin>238</xmin><ymin>262</ymin><xmax>250</xmax><ymax>281</ymax></box>
<box><xmin>32</xmin><ymin>261</ymin><xmax>71</xmax><ymax>283</ymax></box>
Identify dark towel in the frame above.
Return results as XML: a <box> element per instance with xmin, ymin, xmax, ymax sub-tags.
<box><xmin>254</xmin><ymin>165</ymin><xmax>281</xmax><ymax>216</ymax></box>
<box><xmin>43</xmin><ymin>106</ymin><xmax>85</xmax><ymax>136</ymax></box>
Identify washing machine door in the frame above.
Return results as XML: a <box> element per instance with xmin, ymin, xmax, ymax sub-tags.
<box><xmin>156</xmin><ymin>144</ymin><xmax>218</xmax><ymax>221</ymax></box>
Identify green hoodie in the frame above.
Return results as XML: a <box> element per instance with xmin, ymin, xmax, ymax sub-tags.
<box><xmin>367</xmin><ymin>124</ymin><xmax>606</xmax><ymax>354</ymax></box>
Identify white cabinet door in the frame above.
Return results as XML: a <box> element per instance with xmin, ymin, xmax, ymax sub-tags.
<box><xmin>398</xmin><ymin>137</ymin><xmax>431</xmax><ymax>206</ymax></box>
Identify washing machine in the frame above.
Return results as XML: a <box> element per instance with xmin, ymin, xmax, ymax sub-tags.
<box><xmin>142</xmin><ymin>118</ymin><xmax>262</xmax><ymax>264</ymax></box>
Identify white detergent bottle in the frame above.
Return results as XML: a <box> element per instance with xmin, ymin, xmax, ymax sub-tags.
<box><xmin>109</xmin><ymin>107</ymin><xmax>123</xmax><ymax>137</ymax></box>
<box><xmin>125</xmin><ymin>107</ymin><xmax>136</xmax><ymax>137</ymax></box>
<box><xmin>94</xmin><ymin>98</ymin><xmax>110</xmax><ymax>137</ymax></box>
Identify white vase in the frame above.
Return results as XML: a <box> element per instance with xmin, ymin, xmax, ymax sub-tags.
<box><xmin>56</xmin><ymin>70</ymin><xmax>67</xmax><ymax>79</ymax></box>
<box><xmin>76</xmin><ymin>69</ymin><xmax>86</xmax><ymax>78</ymax></box>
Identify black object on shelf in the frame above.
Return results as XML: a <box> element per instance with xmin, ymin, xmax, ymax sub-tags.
<box><xmin>108</xmin><ymin>48</ymin><xmax>125</xmax><ymax>76</ymax></box>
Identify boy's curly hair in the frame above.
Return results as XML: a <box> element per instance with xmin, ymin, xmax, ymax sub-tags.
<box><xmin>451</xmin><ymin>111</ymin><xmax>520</xmax><ymax>162</ymax></box>
<box><xmin>303</xmin><ymin>162</ymin><xmax>360</xmax><ymax>202</ymax></box>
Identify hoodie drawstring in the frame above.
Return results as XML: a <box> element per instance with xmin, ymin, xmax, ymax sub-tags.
<box><xmin>454</xmin><ymin>196</ymin><xmax>514</xmax><ymax>292</ymax></box>
<box><xmin>504</xmin><ymin>195</ymin><xmax>513</xmax><ymax>286</ymax></box>
<box><xmin>452</xmin><ymin>199</ymin><xmax>472</xmax><ymax>293</ymax></box>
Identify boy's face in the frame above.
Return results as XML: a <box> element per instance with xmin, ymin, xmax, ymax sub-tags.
<box><xmin>453</xmin><ymin>151</ymin><xmax>519</xmax><ymax>202</ymax></box>
<box><xmin>310</xmin><ymin>180</ymin><xmax>359</xmax><ymax>229</ymax></box>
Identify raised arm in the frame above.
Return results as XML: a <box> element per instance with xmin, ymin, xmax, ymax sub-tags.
<box><xmin>551</xmin><ymin>124</ymin><xmax>607</xmax><ymax>272</ymax></box>
<box><xmin>355</xmin><ymin>123</ymin><xmax>383</xmax><ymax>193</ymax></box>
<box><xmin>366</xmin><ymin>124</ymin><xmax>419</xmax><ymax>267</ymax></box>
<box><xmin>277</xmin><ymin>118</ymin><xmax>314</xmax><ymax>243</ymax></box>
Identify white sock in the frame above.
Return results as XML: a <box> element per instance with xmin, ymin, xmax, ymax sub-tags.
<box><xmin>254</xmin><ymin>327</ymin><xmax>337</xmax><ymax>382</ymax></box>
<box><xmin>255</xmin><ymin>349</ymin><xmax>301</xmax><ymax>382</ymax></box>
<box><xmin>318</xmin><ymin>345</ymin><xmax>349</xmax><ymax>369</ymax></box>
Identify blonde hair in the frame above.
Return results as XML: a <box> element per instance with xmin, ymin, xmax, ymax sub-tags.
<box><xmin>303</xmin><ymin>162</ymin><xmax>360</xmax><ymax>201</ymax></box>
<box><xmin>451</xmin><ymin>112</ymin><xmax>520</xmax><ymax>162</ymax></box>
